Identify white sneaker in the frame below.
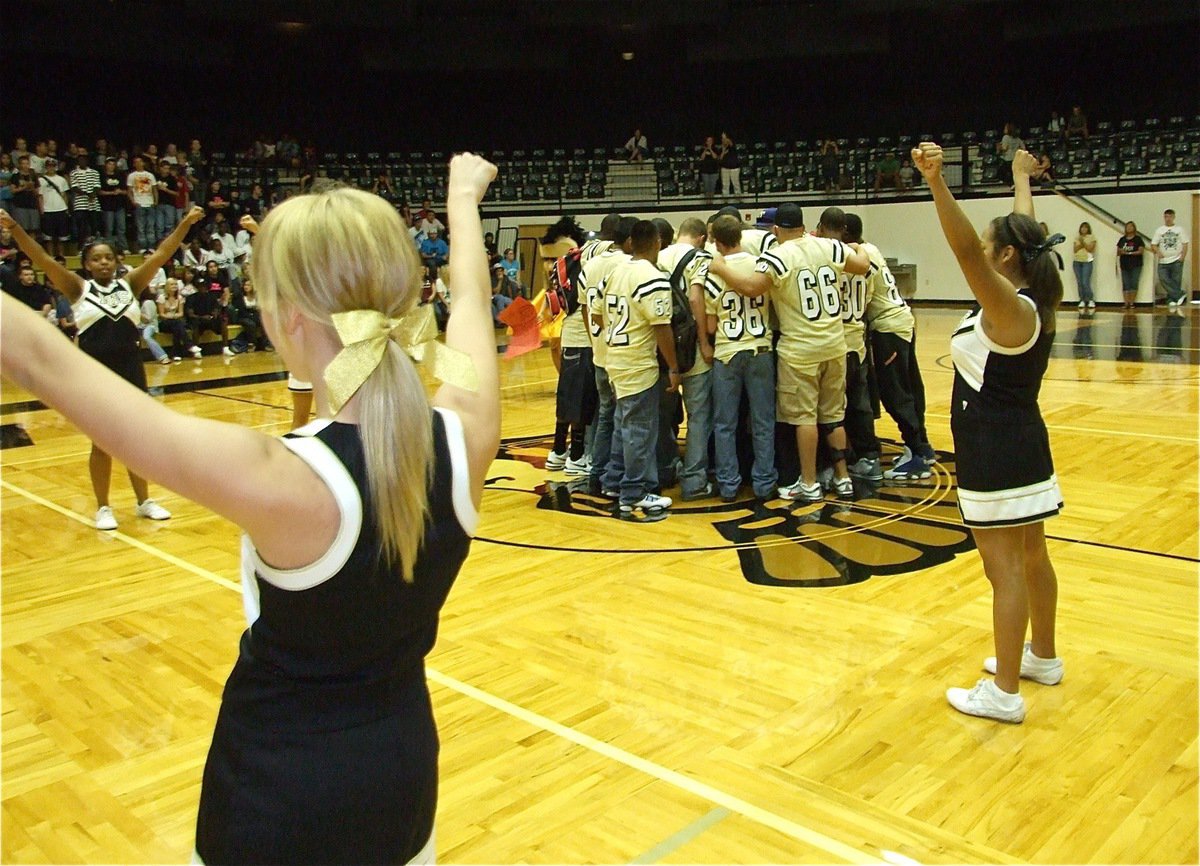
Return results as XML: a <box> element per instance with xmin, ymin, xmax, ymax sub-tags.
<box><xmin>189</xmin><ymin>345</ymin><xmax>203</xmax><ymax>357</ymax></box>
<box><xmin>946</xmin><ymin>678</ymin><xmax>1026</xmax><ymax>723</ymax></box>
<box><xmin>1087</xmin><ymin>301</ymin><xmax>1096</xmax><ymax>309</ymax></box>
<box><xmin>1077</xmin><ymin>301</ymin><xmax>1086</xmax><ymax>310</ymax></box>
<box><xmin>544</xmin><ymin>449</ymin><xmax>567</xmax><ymax>471</ymax></box>
<box><xmin>779</xmin><ymin>479</ymin><xmax>823</xmax><ymax>502</ymax></box>
<box><xmin>158</xmin><ymin>356</ymin><xmax>171</xmax><ymax>365</ymax></box>
<box><xmin>890</xmin><ymin>446</ymin><xmax>913</xmax><ymax>467</ymax></box>
<box><xmin>222</xmin><ymin>346</ymin><xmax>235</xmax><ymax>357</ymax></box>
<box><xmin>564</xmin><ymin>454</ymin><xmax>591</xmax><ymax>476</ymax></box>
<box><xmin>95</xmin><ymin>505</ymin><xmax>118</xmax><ymax>530</ymax></box>
<box><xmin>136</xmin><ymin>499</ymin><xmax>172</xmax><ymax>520</ymax></box>
<box><xmin>620</xmin><ymin>493</ymin><xmax>672</xmax><ymax>513</ymax></box>
<box><xmin>832</xmin><ymin>475</ymin><xmax>854</xmax><ymax>498</ymax></box>
<box><xmin>984</xmin><ymin>642</ymin><xmax>1063</xmax><ymax>685</ymax></box>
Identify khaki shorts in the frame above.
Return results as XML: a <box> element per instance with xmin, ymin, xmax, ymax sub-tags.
<box><xmin>776</xmin><ymin>355</ymin><xmax>846</xmax><ymax>425</ymax></box>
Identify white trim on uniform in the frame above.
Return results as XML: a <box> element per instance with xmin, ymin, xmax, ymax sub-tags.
<box><xmin>287</xmin><ymin>373</ymin><xmax>314</xmax><ymax>391</ymax></box>
<box><xmin>251</xmin><ymin>432</ymin><xmax>364</xmax><ymax>591</ymax></box>
<box><xmin>434</xmin><ymin>407</ymin><xmax>478</xmax><ymax>537</ymax></box>
<box><xmin>974</xmin><ymin>293</ymin><xmax>1041</xmax><ymax>356</ymax></box>
<box><xmin>958</xmin><ymin>474</ymin><xmax>1063</xmax><ymax>527</ymax></box>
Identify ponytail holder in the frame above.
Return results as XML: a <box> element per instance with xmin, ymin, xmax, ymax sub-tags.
<box><xmin>324</xmin><ymin>306</ymin><xmax>478</xmax><ymax>413</ymax></box>
<box><xmin>1021</xmin><ymin>233</ymin><xmax>1066</xmax><ymax>263</ymax></box>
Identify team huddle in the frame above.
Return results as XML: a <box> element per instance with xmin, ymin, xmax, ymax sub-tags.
<box><xmin>545</xmin><ymin>204</ymin><xmax>934</xmax><ymax>517</ymax></box>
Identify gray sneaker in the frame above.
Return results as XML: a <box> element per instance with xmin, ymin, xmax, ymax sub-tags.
<box><xmin>849</xmin><ymin>457</ymin><xmax>883</xmax><ymax>481</ymax></box>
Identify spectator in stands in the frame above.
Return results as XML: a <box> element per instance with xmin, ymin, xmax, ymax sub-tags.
<box><xmin>162</xmin><ymin>143</ymin><xmax>179</xmax><ymax>165</ymax></box>
<box><xmin>244</xmin><ymin>183</ymin><xmax>267</xmax><ymax>220</ymax></box>
<box><xmin>417</xmin><ymin>199</ymin><xmax>444</xmax><ymax>236</ymax></box>
<box><xmin>419</xmin><ymin>227</ymin><xmax>449</xmax><ymax>275</ymax></box>
<box><xmin>1152</xmin><ymin>209</ymin><xmax>1189</xmax><ymax>307</ymax></box>
<box><xmin>50</xmin><ymin>284</ymin><xmax>77</xmax><ymax>339</ymax></box>
<box><xmin>229</xmin><ymin>278</ymin><xmax>266</xmax><ymax>352</ymax></box>
<box><xmin>718</xmin><ymin>132</ymin><xmax>741</xmax><ymax>197</ymax></box>
<box><xmin>179</xmin><ymin>267</ymin><xmax>201</xmax><ymax>298</ymax></box>
<box><xmin>899</xmin><ymin>158</ymin><xmax>915</xmax><ymax>190</ymax></box>
<box><xmin>139</xmin><ymin>286</ymin><xmax>171</xmax><ymax>365</ymax></box>
<box><xmin>1066</xmin><ymin>105</ymin><xmax>1089</xmax><ymax>141</ymax></box>
<box><xmin>1034</xmin><ymin>152</ymin><xmax>1054</xmax><ymax>183</ymax></box>
<box><xmin>98</xmin><ymin>158</ymin><xmax>128</xmax><ymax>251</ymax></box>
<box><xmin>1</xmin><ymin>253</ymin><xmax>32</xmax><ymax>298</ymax></box>
<box><xmin>200</xmin><ymin>258</ymin><xmax>230</xmax><ymax>294</ymax></box>
<box><xmin>625</xmin><ymin>128</ymin><xmax>647</xmax><ymax>163</ymax></box>
<box><xmin>0</xmin><ymin>226</ymin><xmax>16</xmax><ymax>272</ymax></box>
<box><xmin>820</xmin><ymin>139</ymin><xmax>840</xmax><ymax>193</ymax></box>
<box><xmin>698</xmin><ymin>136</ymin><xmax>720</xmax><ymax>203</ymax></box>
<box><xmin>153</xmin><ymin>160</ymin><xmax>178</xmax><ymax>243</ymax></box>
<box><xmin>30</xmin><ymin>141</ymin><xmax>48</xmax><ymax>176</ymax></box>
<box><xmin>185</xmin><ymin>273</ymin><xmax>232</xmax><ymax>356</ymax></box>
<box><xmin>209</xmin><ymin>236</ymin><xmax>239</xmax><ymax>284</ymax></box>
<box><xmin>10</xmin><ymin>156</ymin><xmax>40</xmax><ymax>235</ymax></box>
<box><xmin>157</xmin><ymin>277</ymin><xmax>200</xmax><ymax>359</ymax></box>
<box><xmin>70</xmin><ymin>153</ymin><xmax>101</xmax><ymax>246</ymax></box>
<box><xmin>115</xmin><ymin>149</ymin><xmax>129</xmax><ymax>172</ymax></box>
<box><xmin>183</xmin><ymin>237</ymin><xmax>214</xmax><ymax>270</ymax></box>
<box><xmin>0</xmin><ymin>154</ymin><xmax>13</xmax><ymax>213</ymax></box>
<box><xmin>10</xmin><ymin>138</ymin><xmax>29</xmax><ymax>165</ymax></box>
<box><xmin>483</xmin><ymin>231</ymin><xmax>499</xmax><ymax>264</ymax></box>
<box><xmin>187</xmin><ymin>139</ymin><xmax>205</xmax><ymax>168</ymax></box>
<box><xmin>171</xmin><ymin>163</ymin><xmax>192</xmax><ymax>227</ymax></box>
<box><xmin>127</xmin><ymin>156</ymin><xmax>157</xmax><ymax>253</ymax></box>
<box><xmin>38</xmin><ymin>160</ymin><xmax>71</xmax><ymax>258</ymax></box>
<box><xmin>874</xmin><ymin>152</ymin><xmax>902</xmax><ymax>191</ymax></box>
<box><xmin>500</xmin><ymin>247</ymin><xmax>521</xmax><ymax>285</ymax></box>
<box><xmin>1116</xmin><ymin>221</ymin><xmax>1145</xmax><ymax>309</ymax></box>
<box><xmin>205</xmin><ymin>179</ymin><xmax>230</xmax><ymax>226</ymax></box>
<box><xmin>1047</xmin><ymin>110</ymin><xmax>1065</xmax><ymax>139</ymax></box>
<box><xmin>9</xmin><ymin>263</ymin><xmax>52</xmax><ymax>314</ymax></box>
<box><xmin>372</xmin><ymin>171</ymin><xmax>397</xmax><ymax>203</ymax></box>
<box><xmin>997</xmin><ymin>123</ymin><xmax>1024</xmax><ymax>186</ymax></box>
<box><xmin>1072</xmin><ymin>222</ymin><xmax>1097</xmax><ymax>309</ymax></box>
<box><xmin>491</xmin><ymin>264</ymin><xmax>513</xmax><ymax>326</ymax></box>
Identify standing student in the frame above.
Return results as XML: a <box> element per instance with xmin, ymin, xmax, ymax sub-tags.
<box><xmin>718</xmin><ymin>132</ymin><xmax>741</xmax><ymax>197</ymax></box>
<box><xmin>1152</xmin><ymin>209</ymin><xmax>1189</xmax><ymax>308</ymax></box>
<box><xmin>1</xmin><ymin>154</ymin><xmax>500</xmax><ymax>862</ymax></box>
<box><xmin>1072</xmin><ymin>222</ymin><xmax>1096</xmax><ymax>309</ymax></box>
<box><xmin>916</xmin><ymin>142</ymin><xmax>1064</xmax><ymax>724</ymax></box>
<box><xmin>126</xmin><ymin>156</ymin><xmax>157</xmax><ymax>253</ymax></box>
<box><xmin>97</xmin><ymin>158</ymin><xmax>128</xmax><ymax>251</ymax></box>
<box><xmin>599</xmin><ymin>220</ymin><xmax>679</xmax><ymax>515</ymax></box>
<box><xmin>1116</xmin><ymin>221</ymin><xmax>1145</xmax><ymax>309</ymax></box>
<box><xmin>0</xmin><ymin>205</ymin><xmax>205</xmax><ymax>528</ymax></box>
<box><xmin>37</xmin><ymin>159</ymin><xmax>71</xmax><ymax>258</ymax></box>
<box><xmin>705</xmin><ymin>215</ymin><xmax>777</xmax><ymax>501</ymax></box>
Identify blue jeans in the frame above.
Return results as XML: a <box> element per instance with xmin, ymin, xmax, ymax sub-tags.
<box><xmin>604</xmin><ymin>380</ymin><xmax>661</xmax><ymax>505</ymax></box>
<box><xmin>1159</xmin><ymin>260</ymin><xmax>1185</xmax><ymax>303</ymax></box>
<box><xmin>713</xmin><ymin>349</ymin><xmax>778</xmax><ymax>498</ymax></box>
<box><xmin>101</xmin><ymin>209</ymin><xmax>127</xmax><ymax>250</ymax></box>
<box><xmin>156</xmin><ymin>203</ymin><xmax>177</xmax><ymax>242</ymax></box>
<box><xmin>679</xmin><ymin>368</ymin><xmax>712</xmax><ymax>496</ymax></box>
<box><xmin>142</xmin><ymin>323</ymin><xmax>167</xmax><ymax>361</ymax></box>
<box><xmin>1073</xmin><ymin>260</ymin><xmax>1094</xmax><ymax>304</ymax></box>
<box><xmin>134</xmin><ymin>206</ymin><xmax>154</xmax><ymax>249</ymax></box>
<box><xmin>590</xmin><ymin>365</ymin><xmax>616</xmax><ymax>484</ymax></box>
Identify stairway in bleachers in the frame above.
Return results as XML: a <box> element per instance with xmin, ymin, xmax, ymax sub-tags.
<box><xmin>605</xmin><ymin>160</ymin><xmax>658</xmax><ymax>204</ymax></box>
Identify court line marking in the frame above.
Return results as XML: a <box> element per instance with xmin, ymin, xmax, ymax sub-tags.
<box><xmin>922</xmin><ymin>412</ymin><xmax>1199</xmax><ymax>443</ymax></box>
<box><xmin>0</xmin><ymin>476</ymin><xmax>884</xmax><ymax>864</ymax></box>
<box><xmin>0</xmin><ymin>479</ymin><xmax>241</xmax><ymax>592</ymax></box>
<box><xmin>501</xmin><ymin>376</ymin><xmax>557</xmax><ymax>391</ymax></box>
<box><xmin>628</xmin><ymin>807</ymin><xmax>730</xmax><ymax>864</ymax></box>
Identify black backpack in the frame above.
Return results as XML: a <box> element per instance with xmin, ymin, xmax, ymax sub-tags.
<box><xmin>547</xmin><ymin>246</ymin><xmax>585</xmax><ymax>316</ymax></box>
<box><xmin>662</xmin><ymin>248</ymin><xmax>703</xmax><ymax>374</ymax></box>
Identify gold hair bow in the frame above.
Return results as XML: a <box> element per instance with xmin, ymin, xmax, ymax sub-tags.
<box><xmin>324</xmin><ymin>305</ymin><xmax>478</xmax><ymax>413</ymax></box>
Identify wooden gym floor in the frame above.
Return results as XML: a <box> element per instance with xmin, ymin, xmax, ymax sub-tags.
<box><xmin>2</xmin><ymin>306</ymin><xmax>1196</xmax><ymax>864</ymax></box>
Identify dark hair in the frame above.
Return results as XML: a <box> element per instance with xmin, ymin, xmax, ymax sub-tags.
<box><xmin>817</xmin><ymin>206</ymin><xmax>847</xmax><ymax>235</ymax></box>
<box><xmin>989</xmin><ymin>213</ymin><xmax>1062</xmax><ymax>334</ymax></box>
<box><xmin>599</xmin><ymin>212</ymin><xmax>623</xmax><ymax>239</ymax></box>
<box><xmin>629</xmin><ymin>220</ymin><xmax>659</xmax><ymax>254</ymax></box>
<box><xmin>652</xmin><ymin>218</ymin><xmax>675</xmax><ymax>250</ymax></box>
<box><xmin>81</xmin><ymin>240</ymin><xmax>116</xmax><ymax>263</ymax></box>
<box><xmin>710</xmin><ymin>215</ymin><xmax>743</xmax><ymax>248</ymax></box>
<box><xmin>614</xmin><ymin>216</ymin><xmax>638</xmax><ymax>246</ymax></box>
<box><xmin>17</xmin><ymin>263</ymin><xmax>34</xmax><ymax>274</ymax></box>
<box><xmin>1164</xmin><ymin>209</ymin><xmax>1175</xmax><ymax>216</ymax></box>
<box><xmin>540</xmin><ymin>215</ymin><xmax>585</xmax><ymax>246</ymax></box>
<box><xmin>843</xmin><ymin>213</ymin><xmax>863</xmax><ymax>243</ymax></box>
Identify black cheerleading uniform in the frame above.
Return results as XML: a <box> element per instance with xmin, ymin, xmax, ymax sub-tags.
<box><xmin>195</xmin><ymin>409</ymin><xmax>476</xmax><ymax>864</ymax></box>
<box><xmin>950</xmin><ymin>290</ymin><xmax>1062</xmax><ymax>527</ymax></box>
<box><xmin>73</xmin><ymin>278</ymin><xmax>146</xmax><ymax>390</ymax></box>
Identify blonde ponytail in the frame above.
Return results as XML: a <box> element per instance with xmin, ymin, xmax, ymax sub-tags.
<box><xmin>251</xmin><ymin>186</ymin><xmax>434</xmax><ymax>581</ymax></box>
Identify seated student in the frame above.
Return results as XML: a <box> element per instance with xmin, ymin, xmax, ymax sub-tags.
<box><xmin>489</xmin><ymin>264</ymin><xmax>512</xmax><ymax>327</ymax></box>
<box><xmin>230</xmin><ymin>277</ymin><xmax>267</xmax><ymax>352</ymax></box>
<box><xmin>140</xmin><ymin>286</ymin><xmax>171</xmax><ymax>365</ymax></box>
<box><xmin>158</xmin><ymin>277</ymin><xmax>201</xmax><ymax>359</ymax></box>
<box><xmin>704</xmin><ymin>215</ymin><xmax>777</xmax><ymax>501</ymax></box>
<box><xmin>874</xmin><ymin>153</ymin><xmax>902</xmax><ymax>191</ymax></box>
<box><xmin>598</xmin><ymin>220</ymin><xmax>680</xmax><ymax>516</ymax></box>
<box><xmin>185</xmin><ymin>274</ymin><xmax>233</xmax><ymax>356</ymax></box>
<box><xmin>419</xmin><ymin>228</ymin><xmax>449</xmax><ymax>275</ymax></box>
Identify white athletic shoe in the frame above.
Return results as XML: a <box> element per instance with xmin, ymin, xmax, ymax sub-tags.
<box><xmin>946</xmin><ymin>678</ymin><xmax>1026</xmax><ymax>723</ymax></box>
<box><xmin>544</xmin><ymin>449</ymin><xmax>567</xmax><ymax>471</ymax></box>
<box><xmin>832</xmin><ymin>475</ymin><xmax>854</xmax><ymax>498</ymax></box>
<box><xmin>564</xmin><ymin>455</ymin><xmax>591</xmax><ymax>476</ymax></box>
<box><xmin>95</xmin><ymin>506</ymin><xmax>118</xmax><ymax>530</ymax></box>
<box><xmin>189</xmin><ymin>345</ymin><xmax>203</xmax><ymax>357</ymax></box>
<box><xmin>984</xmin><ymin>642</ymin><xmax>1063</xmax><ymax>685</ymax></box>
<box><xmin>136</xmin><ymin>499</ymin><xmax>172</xmax><ymax>521</ymax></box>
<box><xmin>620</xmin><ymin>493</ymin><xmax>672</xmax><ymax>513</ymax></box>
<box><xmin>778</xmin><ymin>479</ymin><xmax>823</xmax><ymax>502</ymax></box>
<box><xmin>222</xmin><ymin>346</ymin><xmax>235</xmax><ymax>357</ymax></box>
